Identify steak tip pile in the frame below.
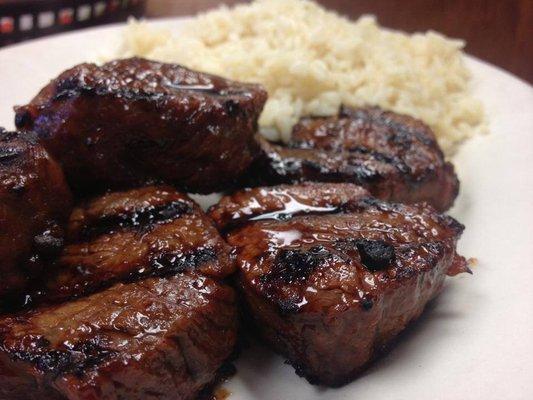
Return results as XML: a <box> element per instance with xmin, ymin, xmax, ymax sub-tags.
<box><xmin>0</xmin><ymin>184</ymin><xmax>238</xmax><ymax>400</ymax></box>
<box><xmin>0</xmin><ymin>56</ymin><xmax>470</xmax><ymax>396</ymax></box>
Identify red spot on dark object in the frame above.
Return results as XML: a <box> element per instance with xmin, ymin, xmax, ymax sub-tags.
<box><xmin>1</xmin><ymin>17</ymin><xmax>14</xmax><ymax>34</ymax></box>
<box><xmin>59</xmin><ymin>9</ymin><xmax>74</xmax><ymax>25</ymax></box>
<box><xmin>108</xmin><ymin>0</ymin><xmax>120</xmax><ymax>11</ymax></box>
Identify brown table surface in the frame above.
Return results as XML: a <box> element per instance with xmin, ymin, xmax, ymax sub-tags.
<box><xmin>146</xmin><ymin>0</ymin><xmax>533</xmax><ymax>84</ymax></box>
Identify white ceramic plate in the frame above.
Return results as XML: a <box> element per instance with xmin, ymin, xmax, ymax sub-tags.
<box><xmin>1</xmin><ymin>19</ymin><xmax>532</xmax><ymax>400</ymax></box>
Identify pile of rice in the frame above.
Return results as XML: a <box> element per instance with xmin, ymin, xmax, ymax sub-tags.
<box><xmin>116</xmin><ymin>0</ymin><xmax>486</xmax><ymax>154</ymax></box>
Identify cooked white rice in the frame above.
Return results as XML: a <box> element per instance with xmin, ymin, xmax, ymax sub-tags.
<box><xmin>115</xmin><ymin>0</ymin><xmax>486</xmax><ymax>153</ymax></box>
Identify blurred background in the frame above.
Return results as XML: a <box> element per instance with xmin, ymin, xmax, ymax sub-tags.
<box><xmin>0</xmin><ymin>0</ymin><xmax>531</xmax><ymax>83</ymax></box>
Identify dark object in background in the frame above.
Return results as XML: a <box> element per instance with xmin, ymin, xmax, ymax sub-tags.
<box><xmin>0</xmin><ymin>128</ymin><xmax>72</xmax><ymax>302</ymax></box>
<box><xmin>249</xmin><ymin>106</ymin><xmax>459</xmax><ymax>212</ymax></box>
<box><xmin>209</xmin><ymin>182</ymin><xmax>468</xmax><ymax>386</ymax></box>
<box><xmin>0</xmin><ymin>0</ymin><xmax>145</xmax><ymax>47</ymax></box>
<box><xmin>15</xmin><ymin>57</ymin><xmax>267</xmax><ymax>195</ymax></box>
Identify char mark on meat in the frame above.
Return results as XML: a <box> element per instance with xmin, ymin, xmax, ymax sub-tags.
<box><xmin>79</xmin><ymin>199</ymin><xmax>192</xmax><ymax>239</ymax></box>
<box><xmin>265</xmin><ymin>246</ymin><xmax>333</xmax><ymax>285</ymax></box>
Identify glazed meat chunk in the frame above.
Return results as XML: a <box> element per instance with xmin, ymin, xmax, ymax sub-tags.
<box><xmin>0</xmin><ymin>274</ymin><xmax>238</xmax><ymax>400</ymax></box>
<box><xmin>15</xmin><ymin>57</ymin><xmax>267</xmax><ymax>194</ymax></box>
<box><xmin>209</xmin><ymin>182</ymin><xmax>468</xmax><ymax>386</ymax></box>
<box><xmin>0</xmin><ymin>129</ymin><xmax>72</xmax><ymax>301</ymax></box>
<box><xmin>40</xmin><ymin>185</ymin><xmax>234</xmax><ymax>303</ymax></box>
<box><xmin>209</xmin><ymin>182</ymin><xmax>370</xmax><ymax>231</ymax></box>
<box><xmin>250</xmin><ymin>106</ymin><xmax>459</xmax><ymax>211</ymax></box>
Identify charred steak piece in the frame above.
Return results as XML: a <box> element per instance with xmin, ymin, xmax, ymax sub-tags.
<box><xmin>209</xmin><ymin>182</ymin><xmax>468</xmax><ymax>386</ymax></box>
<box><xmin>0</xmin><ymin>273</ymin><xmax>238</xmax><ymax>400</ymax></box>
<box><xmin>39</xmin><ymin>185</ymin><xmax>234</xmax><ymax>303</ymax></box>
<box><xmin>0</xmin><ymin>128</ymin><xmax>72</xmax><ymax>300</ymax></box>
<box><xmin>250</xmin><ymin>106</ymin><xmax>459</xmax><ymax>211</ymax></box>
<box><xmin>15</xmin><ymin>57</ymin><xmax>267</xmax><ymax>194</ymax></box>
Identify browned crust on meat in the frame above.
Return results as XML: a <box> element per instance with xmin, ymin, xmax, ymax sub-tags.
<box><xmin>248</xmin><ymin>106</ymin><xmax>459</xmax><ymax>211</ymax></box>
<box><xmin>15</xmin><ymin>57</ymin><xmax>267</xmax><ymax>194</ymax></box>
<box><xmin>37</xmin><ymin>185</ymin><xmax>234</xmax><ymax>304</ymax></box>
<box><xmin>0</xmin><ymin>129</ymin><xmax>72</xmax><ymax>300</ymax></box>
<box><xmin>208</xmin><ymin>182</ymin><xmax>370</xmax><ymax>231</ymax></box>
<box><xmin>216</xmin><ymin>183</ymin><xmax>466</xmax><ymax>386</ymax></box>
<box><xmin>0</xmin><ymin>274</ymin><xmax>238</xmax><ymax>400</ymax></box>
